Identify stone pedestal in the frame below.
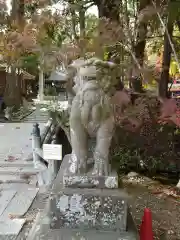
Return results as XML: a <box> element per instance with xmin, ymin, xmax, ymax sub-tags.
<box><xmin>63</xmin><ymin>154</ymin><xmax>118</xmax><ymax>189</ymax></box>
<box><xmin>49</xmin><ymin>189</ymin><xmax>127</xmax><ymax>231</ymax></box>
<box><xmin>63</xmin><ymin>173</ymin><xmax>118</xmax><ymax>189</ymax></box>
<box><xmin>28</xmin><ymin>154</ymin><xmax>139</xmax><ymax>240</ymax></box>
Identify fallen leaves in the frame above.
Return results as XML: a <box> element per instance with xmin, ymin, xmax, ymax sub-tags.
<box><xmin>151</xmin><ymin>187</ymin><xmax>180</xmax><ymax>201</ymax></box>
<box><xmin>124</xmin><ymin>172</ymin><xmax>180</xmax><ymax>239</ymax></box>
<box><xmin>8</xmin><ymin>214</ymin><xmax>22</xmax><ymax>219</ymax></box>
<box><xmin>158</xmin><ymin>98</ymin><xmax>180</xmax><ymax>126</ymax></box>
<box><xmin>5</xmin><ymin>155</ymin><xmax>18</xmax><ymax>162</ymax></box>
<box><xmin>123</xmin><ymin>172</ymin><xmax>180</xmax><ymax>202</ymax></box>
<box><xmin>8</xmin><ymin>213</ymin><xmax>34</xmax><ymax>223</ymax></box>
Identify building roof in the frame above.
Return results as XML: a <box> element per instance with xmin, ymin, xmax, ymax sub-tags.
<box><xmin>47</xmin><ymin>70</ymin><xmax>67</xmax><ymax>82</ymax></box>
<box><xmin>0</xmin><ymin>63</ymin><xmax>35</xmax><ymax>80</ymax></box>
<box><xmin>22</xmin><ymin>71</ymin><xmax>35</xmax><ymax>80</ymax></box>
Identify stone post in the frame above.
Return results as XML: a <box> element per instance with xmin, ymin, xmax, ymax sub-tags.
<box><xmin>40</xmin><ymin>118</ymin><xmax>53</xmax><ymax>145</ymax></box>
<box><xmin>32</xmin><ymin>123</ymin><xmax>50</xmax><ymax>186</ymax></box>
<box><xmin>48</xmin><ymin>135</ymin><xmax>59</xmax><ymax>183</ymax></box>
<box><xmin>32</xmin><ymin>123</ymin><xmax>41</xmax><ymax>168</ymax></box>
<box><xmin>38</xmin><ymin>68</ymin><xmax>44</xmax><ymax>101</ymax></box>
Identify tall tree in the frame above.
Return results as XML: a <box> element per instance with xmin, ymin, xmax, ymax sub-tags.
<box><xmin>4</xmin><ymin>0</ymin><xmax>25</xmax><ymax>108</ymax></box>
<box><xmin>95</xmin><ymin>0</ymin><xmax>120</xmax><ymax>21</ymax></box>
<box><xmin>129</xmin><ymin>0</ymin><xmax>151</xmax><ymax>92</ymax></box>
<box><xmin>134</xmin><ymin>0</ymin><xmax>151</xmax><ymax>66</ymax></box>
<box><xmin>159</xmin><ymin>15</ymin><xmax>174</xmax><ymax>97</ymax></box>
<box><xmin>159</xmin><ymin>0</ymin><xmax>180</xmax><ymax>97</ymax></box>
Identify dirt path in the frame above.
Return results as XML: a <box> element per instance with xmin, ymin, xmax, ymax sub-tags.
<box><xmin>122</xmin><ymin>174</ymin><xmax>180</xmax><ymax>240</ymax></box>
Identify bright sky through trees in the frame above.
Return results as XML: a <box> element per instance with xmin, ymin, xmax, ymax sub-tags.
<box><xmin>6</xmin><ymin>0</ymin><xmax>98</xmax><ymax>15</ymax></box>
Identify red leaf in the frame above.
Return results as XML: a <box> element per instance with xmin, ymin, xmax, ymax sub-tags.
<box><xmin>7</xmin><ymin>155</ymin><xmax>16</xmax><ymax>162</ymax></box>
<box><xmin>160</xmin><ymin>98</ymin><xmax>177</xmax><ymax>118</ymax></box>
<box><xmin>112</xmin><ymin>90</ymin><xmax>131</xmax><ymax>106</ymax></box>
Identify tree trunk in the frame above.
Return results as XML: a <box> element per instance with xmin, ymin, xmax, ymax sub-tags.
<box><xmin>94</xmin><ymin>0</ymin><xmax>120</xmax><ymax>58</ymax></box>
<box><xmin>159</xmin><ymin>16</ymin><xmax>174</xmax><ymax>98</ymax></box>
<box><xmin>79</xmin><ymin>7</ymin><xmax>86</xmax><ymax>56</ymax></box>
<box><xmin>4</xmin><ymin>0</ymin><xmax>24</xmax><ymax>108</ymax></box>
<box><xmin>134</xmin><ymin>0</ymin><xmax>150</xmax><ymax>65</ymax></box>
<box><xmin>96</xmin><ymin>0</ymin><xmax>120</xmax><ymax>21</ymax></box>
<box><xmin>4</xmin><ymin>67</ymin><xmax>21</xmax><ymax>108</ymax></box>
<box><xmin>131</xmin><ymin>0</ymin><xmax>150</xmax><ymax>92</ymax></box>
<box><xmin>176</xmin><ymin>19</ymin><xmax>180</xmax><ymax>31</ymax></box>
<box><xmin>38</xmin><ymin>68</ymin><xmax>44</xmax><ymax>101</ymax></box>
<box><xmin>11</xmin><ymin>0</ymin><xmax>24</xmax><ymax>28</ymax></box>
<box><xmin>68</xmin><ymin>0</ymin><xmax>78</xmax><ymax>41</ymax></box>
<box><xmin>79</xmin><ymin>8</ymin><xmax>85</xmax><ymax>38</ymax></box>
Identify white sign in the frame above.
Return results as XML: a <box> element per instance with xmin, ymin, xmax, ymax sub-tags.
<box><xmin>43</xmin><ymin>144</ymin><xmax>62</xmax><ymax>160</ymax></box>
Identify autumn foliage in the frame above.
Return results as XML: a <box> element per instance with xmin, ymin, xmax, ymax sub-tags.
<box><xmin>1</xmin><ymin>0</ymin><xmax>180</xmax><ymax>141</ymax></box>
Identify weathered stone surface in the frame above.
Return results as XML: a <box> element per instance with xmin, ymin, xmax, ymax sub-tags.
<box><xmin>58</xmin><ymin>154</ymin><xmax>118</xmax><ymax>189</ymax></box>
<box><xmin>1</xmin><ymin>188</ymin><xmax>39</xmax><ymax>217</ymax></box>
<box><xmin>49</xmin><ymin>191</ymin><xmax>127</xmax><ymax>231</ymax></box>
<box><xmin>0</xmin><ymin>123</ymin><xmax>46</xmax><ymax>163</ymax></box>
<box><xmin>63</xmin><ymin>173</ymin><xmax>118</xmax><ymax>189</ymax></box>
<box><xmin>28</xmin><ymin>153</ymin><xmax>138</xmax><ymax>240</ymax></box>
<box><xmin>28</xmin><ymin>208</ymin><xmax>138</xmax><ymax>240</ymax></box>
<box><xmin>31</xmin><ymin>228</ymin><xmax>138</xmax><ymax>240</ymax></box>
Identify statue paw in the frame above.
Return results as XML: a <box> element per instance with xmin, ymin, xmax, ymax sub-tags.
<box><xmin>77</xmin><ymin>160</ymin><xmax>87</xmax><ymax>174</ymax></box>
<box><xmin>92</xmin><ymin>161</ymin><xmax>109</xmax><ymax>176</ymax></box>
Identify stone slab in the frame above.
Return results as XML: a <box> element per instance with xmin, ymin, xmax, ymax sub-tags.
<box><xmin>0</xmin><ymin>190</ymin><xmax>16</xmax><ymax>216</ymax></box>
<box><xmin>0</xmin><ymin>123</ymin><xmax>46</xmax><ymax>162</ymax></box>
<box><xmin>0</xmin><ymin>160</ymin><xmax>33</xmax><ymax>167</ymax></box>
<box><xmin>63</xmin><ymin>173</ymin><xmax>118</xmax><ymax>189</ymax></box>
<box><xmin>30</xmin><ymin>229</ymin><xmax>138</xmax><ymax>240</ymax></box>
<box><xmin>0</xmin><ymin>166</ymin><xmax>40</xmax><ymax>175</ymax></box>
<box><xmin>51</xmin><ymin>186</ymin><xmax>130</xmax><ymax>199</ymax></box>
<box><xmin>47</xmin><ymin>190</ymin><xmax>128</xmax><ymax>231</ymax></box>
<box><xmin>0</xmin><ymin>187</ymin><xmax>39</xmax><ymax>238</ymax></box>
<box><xmin>1</xmin><ymin>187</ymin><xmax>39</xmax><ymax>217</ymax></box>
<box><xmin>28</xmin><ymin>209</ymin><xmax>138</xmax><ymax>240</ymax></box>
<box><xmin>0</xmin><ymin>183</ymin><xmax>37</xmax><ymax>191</ymax></box>
<box><xmin>0</xmin><ymin>175</ymin><xmax>29</xmax><ymax>184</ymax></box>
<box><xmin>0</xmin><ymin>218</ymin><xmax>25</xmax><ymax>235</ymax></box>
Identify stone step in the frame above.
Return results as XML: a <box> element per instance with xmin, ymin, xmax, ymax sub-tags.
<box><xmin>0</xmin><ymin>166</ymin><xmax>40</xmax><ymax>175</ymax></box>
<box><xmin>0</xmin><ymin>160</ymin><xmax>33</xmax><ymax>168</ymax></box>
<box><xmin>0</xmin><ymin>174</ymin><xmax>29</xmax><ymax>184</ymax></box>
<box><xmin>0</xmin><ymin>182</ymin><xmax>38</xmax><ymax>191</ymax></box>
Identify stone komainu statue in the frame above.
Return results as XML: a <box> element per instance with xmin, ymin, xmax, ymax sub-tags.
<box><xmin>69</xmin><ymin>58</ymin><xmax>119</xmax><ymax>176</ymax></box>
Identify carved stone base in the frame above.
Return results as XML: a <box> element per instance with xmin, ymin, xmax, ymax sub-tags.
<box><xmin>28</xmin><ymin>154</ymin><xmax>139</xmax><ymax>240</ymax></box>
<box><xmin>63</xmin><ymin>172</ymin><xmax>118</xmax><ymax>189</ymax></box>
<box><xmin>49</xmin><ymin>190</ymin><xmax>128</xmax><ymax>231</ymax></box>
<box><xmin>63</xmin><ymin>154</ymin><xmax>118</xmax><ymax>189</ymax></box>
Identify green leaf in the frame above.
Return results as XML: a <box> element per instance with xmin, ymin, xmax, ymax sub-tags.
<box><xmin>20</xmin><ymin>53</ymin><xmax>39</xmax><ymax>69</ymax></box>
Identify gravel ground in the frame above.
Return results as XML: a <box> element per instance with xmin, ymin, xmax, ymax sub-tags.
<box><xmin>123</xmin><ymin>173</ymin><xmax>180</xmax><ymax>240</ymax></box>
